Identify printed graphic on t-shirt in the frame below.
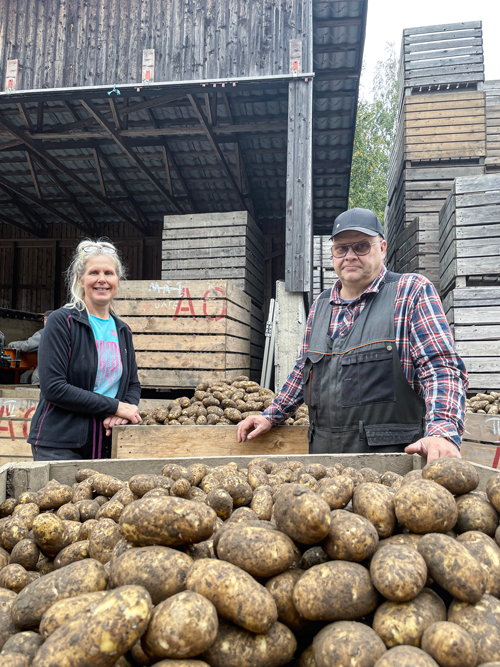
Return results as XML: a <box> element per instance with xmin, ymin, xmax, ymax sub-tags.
<box><xmin>94</xmin><ymin>339</ymin><xmax>121</xmax><ymax>397</ymax></box>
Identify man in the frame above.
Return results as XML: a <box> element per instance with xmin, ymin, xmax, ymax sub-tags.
<box><xmin>8</xmin><ymin>310</ymin><xmax>53</xmax><ymax>384</ymax></box>
<box><xmin>237</xmin><ymin>208</ymin><xmax>468</xmax><ymax>462</ymax></box>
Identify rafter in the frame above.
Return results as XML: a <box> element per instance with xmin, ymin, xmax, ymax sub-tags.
<box><xmin>25</xmin><ymin>151</ymin><xmax>42</xmax><ymax>199</ymax></box>
<box><xmin>187</xmin><ymin>93</ymin><xmax>247</xmax><ymax>211</ymax></box>
<box><xmin>92</xmin><ymin>148</ymin><xmax>107</xmax><ymax>198</ymax></box>
<box><xmin>0</xmin><ymin>110</ymin><xmax>143</xmax><ymax>230</ymax></box>
<box><xmin>0</xmin><ymin>185</ymin><xmax>47</xmax><ymax>237</ymax></box>
<box><xmin>144</xmin><ymin>100</ymin><xmax>196</xmax><ymax>213</ymax></box>
<box><xmin>17</xmin><ymin>103</ymin><xmax>33</xmax><ymax>132</ymax></box>
<box><xmin>0</xmin><ymin>210</ymin><xmax>42</xmax><ymax>237</ymax></box>
<box><xmin>79</xmin><ymin>99</ymin><xmax>185</xmax><ymax>215</ymax></box>
<box><xmin>93</xmin><ymin>146</ymin><xmax>150</xmax><ymax>232</ymax></box>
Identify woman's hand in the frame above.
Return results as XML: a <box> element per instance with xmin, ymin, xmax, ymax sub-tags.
<box><xmin>103</xmin><ymin>415</ymin><xmax>130</xmax><ymax>437</ymax></box>
<box><xmin>116</xmin><ymin>402</ymin><xmax>142</xmax><ymax>424</ymax></box>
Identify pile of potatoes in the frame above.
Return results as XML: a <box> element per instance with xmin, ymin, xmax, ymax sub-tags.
<box><xmin>466</xmin><ymin>391</ymin><xmax>500</xmax><ymax>414</ymax></box>
<box><xmin>139</xmin><ymin>376</ymin><xmax>310</xmax><ymax>426</ymax></box>
<box><xmin>2</xmin><ymin>457</ymin><xmax>500</xmax><ymax>666</ymax></box>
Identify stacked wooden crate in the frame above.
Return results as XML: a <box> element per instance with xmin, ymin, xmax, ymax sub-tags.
<box><xmin>0</xmin><ymin>388</ymin><xmax>39</xmax><ymax>464</ymax></box>
<box><xmin>439</xmin><ymin>173</ymin><xmax>500</xmax><ymax>391</ymax></box>
<box><xmin>485</xmin><ymin>81</ymin><xmax>500</xmax><ymax>172</ymax></box>
<box><xmin>386</xmin><ymin>21</ymin><xmax>486</xmax><ymax>293</ymax></box>
<box><xmin>312</xmin><ymin>235</ymin><xmax>337</xmax><ymax>299</ymax></box>
<box><xmin>115</xmin><ymin>280</ymin><xmax>253</xmax><ymax>389</ymax></box>
<box><xmin>162</xmin><ymin>212</ymin><xmax>265</xmax><ymax>308</ymax></box>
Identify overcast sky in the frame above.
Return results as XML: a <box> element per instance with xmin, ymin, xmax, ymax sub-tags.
<box><xmin>360</xmin><ymin>0</ymin><xmax>500</xmax><ymax>97</ymax></box>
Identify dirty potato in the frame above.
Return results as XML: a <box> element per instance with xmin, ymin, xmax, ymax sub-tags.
<box><xmin>36</xmin><ymin>481</ymin><xmax>74</xmax><ymax>511</ymax></box>
<box><xmin>53</xmin><ymin>540</ymin><xmax>90</xmax><ymax>569</ymax></box>
<box><xmin>9</xmin><ymin>539</ymin><xmax>39</xmax><ymax>571</ymax></box>
<box><xmin>11</xmin><ymin>558</ymin><xmax>107</xmax><ymax>629</ymax></box>
<box><xmin>32</xmin><ymin>514</ymin><xmax>68</xmax><ymax>558</ymax></box>
<box><xmin>373</xmin><ymin>645</ymin><xmax>439</xmax><ymax>667</ymax></box>
<box><xmin>448</xmin><ymin>594</ymin><xmax>500</xmax><ymax>665</ymax></box>
<box><xmin>143</xmin><ymin>590</ymin><xmax>218</xmax><ymax>659</ymax></box>
<box><xmin>420</xmin><ymin>621</ymin><xmax>476</xmax><ymax>667</ymax></box>
<box><xmin>206</xmin><ymin>489</ymin><xmax>233</xmax><ymax>520</ymax></box>
<box><xmin>274</xmin><ymin>485</ymin><xmax>331</xmax><ymax>545</ymax></box>
<box><xmin>455</xmin><ymin>492</ymin><xmax>499</xmax><ymax>536</ymax></box>
<box><xmin>394</xmin><ymin>480</ymin><xmax>458</xmax><ymax>534</ymax></box>
<box><xmin>456</xmin><ymin>531</ymin><xmax>500</xmax><ymax>597</ymax></box>
<box><xmin>422</xmin><ymin>458</ymin><xmax>479</xmax><ymax>495</ymax></box>
<box><xmin>39</xmin><ymin>590</ymin><xmax>108</xmax><ymax>638</ymax></box>
<box><xmin>317</xmin><ymin>475</ymin><xmax>354</xmax><ymax>510</ymax></box>
<box><xmin>88</xmin><ymin>518</ymin><xmax>121</xmax><ymax>564</ymax></box>
<box><xmin>293</xmin><ymin>561</ymin><xmax>377</xmax><ymax>622</ymax></box>
<box><xmin>313</xmin><ymin>621</ymin><xmax>386</xmax><ymax>667</ymax></box>
<box><xmin>1</xmin><ymin>630</ymin><xmax>42</xmax><ymax>663</ymax></box>
<box><xmin>417</xmin><ymin>533</ymin><xmax>485</xmax><ymax>603</ymax></box>
<box><xmin>353</xmin><ymin>483</ymin><xmax>396</xmax><ymax>538</ymax></box>
<box><xmin>109</xmin><ymin>546</ymin><xmax>192</xmax><ymax>605</ymax></box>
<box><xmin>373</xmin><ymin>589</ymin><xmax>446</xmax><ymax>648</ymax></box>
<box><xmin>31</xmin><ymin>585</ymin><xmax>152</xmax><ymax>667</ymax></box>
<box><xmin>202</xmin><ymin>619</ymin><xmax>296</xmax><ymax>667</ymax></box>
<box><xmin>370</xmin><ymin>544</ymin><xmax>427</xmax><ymax>602</ymax></box>
<box><xmin>186</xmin><ymin>558</ymin><xmax>277</xmax><ymax>633</ymax></box>
<box><xmin>119</xmin><ymin>497</ymin><xmax>216</xmax><ymax>547</ymax></box>
<box><xmin>265</xmin><ymin>569</ymin><xmax>307</xmax><ymax>630</ymax></box>
<box><xmin>0</xmin><ymin>564</ymin><xmax>31</xmax><ymax>593</ymax></box>
<box><xmin>323</xmin><ymin>510</ymin><xmax>379</xmax><ymax>562</ymax></box>
<box><xmin>250</xmin><ymin>487</ymin><xmax>273</xmax><ymax>520</ymax></box>
<box><xmin>0</xmin><ymin>589</ymin><xmax>17</xmax><ymax>650</ymax></box>
<box><xmin>217</xmin><ymin>523</ymin><xmax>295</xmax><ymax>577</ymax></box>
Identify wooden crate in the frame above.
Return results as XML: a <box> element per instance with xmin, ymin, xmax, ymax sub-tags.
<box><xmin>461</xmin><ymin>412</ymin><xmax>500</xmax><ymax>468</ymax></box>
<box><xmin>112</xmin><ymin>424</ymin><xmax>309</xmax><ymax>459</ymax></box>
<box><xmin>0</xmin><ymin>396</ymin><xmax>37</xmax><ymax>464</ymax></box>
<box><xmin>115</xmin><ymin>280</ymin><xmax>253</xmax><ymax>389</ymax></box>
<box><xmin>162</xmin><ymin>212</ymin><xmax>265</xmax><ymax>306</ymax></box>
<box><xmin>485</xmin><ymin>81</ymin><xmax>500</xmax><ymax>172</ymax></box>
<box><xmin>443</xmin><ymin>286</ymin><xmax>500</xmax><ymax>390</ymax></box>
<box><xmin>439</xmin><ymin>174</ymin><xmax>500</xmax><ymax>295</ymax></box>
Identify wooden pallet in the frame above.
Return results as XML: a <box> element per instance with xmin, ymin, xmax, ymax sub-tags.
<box><xmin>112</xmin><ymin>424</ymin><xmax>309</xmax><ymax>459</ymax></box>
<box><xmin>443</xmin><ymin>286</ymin><xmax>500</xmax><ymax>390</ymax></box>
<box><xmin>439</xmin><ymin>174</ymin><xmax>500</xmax><ymax>295</ymax></box>
<box><xmin>115</xmin><ymin>280</ymin><xmax>253</xmax><ymax>389</ymax></box>
<box><xmin>0</xmin><ymin>396</ymin><xmax>36</xmax><ymax>464</ymax></box>
<box><xmin>162</xmin><ymin>212</ymin><xmax>265</xmax><ymax>306</ymax></box>
<box><xmin>461</xmin><ymin>411</ymin><xmax>500</xmax><ymax>468</ymax></box>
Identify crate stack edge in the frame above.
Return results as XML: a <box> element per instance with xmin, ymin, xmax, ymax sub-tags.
<box><xmin>440</xmin><ymin>173</ymin><xmax>500</xmax><ymax>391</ymax></box>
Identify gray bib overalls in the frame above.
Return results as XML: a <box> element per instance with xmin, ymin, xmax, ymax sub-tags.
<box><xmin>301</xmin><ymin>271</ymin><xmax>426</xmax><ymax>454</ymax></box>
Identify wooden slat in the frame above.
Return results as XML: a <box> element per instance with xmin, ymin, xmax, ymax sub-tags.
<box><xmin>132</xmin><ymin>334</ymin><xmax>250</xmax><ymax>354</ymax></box>
<box><xmin>0</xmin><ymin>419</ymin><xmax>31</xmax><ymax>439</ymax></box>
<box><xmin>138</xmin><ymin>368</ymin><xmax>251</xmax><ymax>388</ymax></box>
<box><xmin>0</xmin><ymin>398</ymin><xmax>38</xmax><ymax>418</ymax></box>
<box><xmin>112</xmin><ymin>425</ymin><xmax>309</xmax><ymax>459</ymax></box>
<box><xmin>0</xmin><ymin>438</ymin><xmax>32</xmax><ymax>460</ymax></box>
<box><xmin>461</xmin><ymin>441</ymin><xmax>500</xmax><ymax>469</ymax></box>
<box><xmin>405</xmin><ymin>38</ymin><xmax>482</xmax><ymax>54</ymax></box>
<box><xmin>117</xmin><ymin>299</ymin><xmax>249</xmax><ymax>322</ymax></box>
<box><xmin>403</xmin><ymin>22</ymin><xmax>482</xmax><ymax>37</ymax></box>
<box><xmin>135</xmin><ymin>351</ymin><xmax>249</xmax><ymax>371</ymax></box>
<box><xmin>0</xmin><ymin>388</ymin><xmax>40</xmax><ymax>399</ymax></box>
<box><xmin>405</xmin><ymin>29</ymin><xmax>481</xmax><ymax>44</ymax></box>
<box><xmin>406</xmin><ymin>123</ymin><xmax>485</xmax><ymax>136</ymax></box>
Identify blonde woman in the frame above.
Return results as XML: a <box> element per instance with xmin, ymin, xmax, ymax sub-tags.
<box><xmin>28</xmin><ymin>240</ymin><xmax>141</xmax><ymax>461</ymax></box>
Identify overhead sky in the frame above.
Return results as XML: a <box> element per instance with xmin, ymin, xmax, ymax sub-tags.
<box><xmin>360</xmin><ymin>0</ymin><xmax>500</xmax><ymax>97</ymax></box>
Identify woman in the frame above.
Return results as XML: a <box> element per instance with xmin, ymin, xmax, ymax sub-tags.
<box><xmin>28</xmin><ymin>240</ymin><xmax>141</xmax><ymax>461</ymax></box>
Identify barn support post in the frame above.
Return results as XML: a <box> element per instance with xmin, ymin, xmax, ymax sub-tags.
<box><xmin>285</xmin><ymin>78</ymin><xmax>313</xmax><ymax>295</ymax></box>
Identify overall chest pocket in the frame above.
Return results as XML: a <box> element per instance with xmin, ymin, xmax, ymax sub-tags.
<box><xmin>341</xmin><ymin>346</ymin><xmax>395</xmax><ymax>407</ymax></box>
<box><xmin>301</xmin><ymin>353</ymin><xmax>324</xmax><ymax>410</ymax></box>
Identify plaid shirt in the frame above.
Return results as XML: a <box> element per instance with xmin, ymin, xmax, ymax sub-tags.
<box><xmin>262</xmin><ymin>266</ymin><xmax>468</xmax><ymax>448</ymax></box>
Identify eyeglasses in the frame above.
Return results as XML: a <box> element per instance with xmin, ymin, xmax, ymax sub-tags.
<box><xmin>82</xmin><ymin>243</ymin><xmax>116</xmax><ymax>255</ymax></box>
<box><xmin>331</xmin><ymin>240</ymin><xmax>383</xmax><ymax>258</ymax></box>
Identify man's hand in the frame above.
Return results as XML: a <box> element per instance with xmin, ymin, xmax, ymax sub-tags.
<box><xmin>405</xmin><ymin>436</ymin><xmax>461</xmax><ymax>463</ymax></box>
<box><xmin>103</xmin><ymin>415</ymin><xmax>131</xmax><ymax>437</ymax></box>
<box><xmin>237</xmin><ymin>415</ymin><xmax>272</xmax><ymax>443</ymax></box>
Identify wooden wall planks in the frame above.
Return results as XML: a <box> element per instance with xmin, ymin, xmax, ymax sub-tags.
<box><xmin>0</xmin><ymin>0</ymin><xmax>312</xmax><ymax>91</ymax></box>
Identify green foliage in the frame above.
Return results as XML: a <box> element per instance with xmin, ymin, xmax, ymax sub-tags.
<box><xmin>348</xmin><ymin>45</ymin><xmax>398</xmax><ymax>226</ymax></box>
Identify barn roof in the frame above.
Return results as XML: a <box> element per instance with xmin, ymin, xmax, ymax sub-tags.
<box><xmin>0</xmin><ymin>0</ymin><xmax>367</xmax><ymax>238</ymax></box>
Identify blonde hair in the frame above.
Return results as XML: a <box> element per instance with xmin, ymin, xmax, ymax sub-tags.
<box><xmin>65</xmin><ymin>239</ymin><xmax>126</xmax><ymax>311</ymax></box>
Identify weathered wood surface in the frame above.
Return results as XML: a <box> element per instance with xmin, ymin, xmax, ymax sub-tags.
<box><xmin>0</xmin><ymin>438</ymin><xmax>32</xmax><ymax>465</ymax></box>
<box><xmin>0</xmin><ymin>0</ymin><xmax>312</xmax><ymax>90</ymax></box>
<box><xmin>464</xmin><ymin>413</ymin><xmax>500</xmax><ymax>444</ymax></box>
<box><xmin>461</xmin><ymin>441</ymin><xmax>500</xmax><ymax>469</ymax></box>
<box><xmin>0</xmin><ymin>388</ymin><xmax>40</xmax><ymax>399</ymax></box>
<box><xmin>138</xmin><ymin>368</ymin><xmax>247</xmax><ymax>389</ymax></box>
<box><xmin>112</xmin><ymin>424</ymin><xmax>309</xmax><ymax>459</ymax></box>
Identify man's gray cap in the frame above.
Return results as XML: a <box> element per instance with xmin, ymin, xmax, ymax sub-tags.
<box><xmin>331</xmin><ymin>208</ymin><xmax>384</xmax><ymax>239</ymax></box>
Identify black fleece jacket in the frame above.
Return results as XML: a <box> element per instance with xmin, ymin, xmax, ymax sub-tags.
<box><xmin>28</xmin><ymin>307</ymin><xmax>141</xmax><ymax>449</ymax></box>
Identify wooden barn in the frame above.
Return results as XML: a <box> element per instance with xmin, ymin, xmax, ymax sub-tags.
<box><xmin>0</xmin><ymin>0</ymin><xmax>367</xmax><ymax>311</ymax></box>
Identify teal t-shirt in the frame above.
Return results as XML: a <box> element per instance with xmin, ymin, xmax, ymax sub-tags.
<box><xmin>88</xmin><ymin>314</ymin><xmax>123</xmax><ymax>398</ymax></box>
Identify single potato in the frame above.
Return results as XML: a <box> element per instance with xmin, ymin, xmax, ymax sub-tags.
<box><xmin>373</xmin><ymin>645</ymin><xmax>439</xmax><ymax>667</ymax></box>
<box><xmin>274</xmin><ymin>485</ymin><xmax>331</xmax><ymax>544</ymax></box>
<box><xmin>39</xmin><ymin>591</ymin><xmax>108</xmax><ymax>638</ymax></box>
<box><xmin>422</xmin><ymin>458</ymin><xmax>479</xmax><ymax>495</ymax></box>
<box><xmin>420</xmin><ymin>621</ymin><xmax>476</xmax><ymax>667</ymax></box>
<box><xmin>313</xmin><ymin>621</ymin><xmax>386</xmax><ymax>667</ymax></box>
<box><xmin>448</xmin><ymin>595</ymin><xmax>500</xmax><ymax>665</ymax></box>
<box><xmin>265</xmin><ymin>569</ymin><xmax>308</xmax><ymax>631</ymax></box>
<box><xmin>394</xmin><ymin>480</ymin><xmax>458</xmax><ymax>534</ymax></box>
<box><xmin>457</xmin><ymin>531</ymin><xmax>500</xmax><ymax>597</ymax></box>
<box><xmin>353</xmin><ymin>483</ymin><xmax>396</xmax><ymax>538</ymax></box>
<box><xmin>323</xmin><ymin>510</ymin><xmax>379</xmax><ymax>562</ymax></box>
<box><xmin>370</xmin><ymin>544</ymin><xmax>427</xmax><ymax>602</ymax></box>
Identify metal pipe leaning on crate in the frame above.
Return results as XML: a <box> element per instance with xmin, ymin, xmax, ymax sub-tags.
<box><xmin>139</xmin><ymin>376</ymin><xmax>309</xmax><ymax>426</ymax></box>
<box><xmin>1</xmin><ymin>455</ymin><xmax>500</xmax><ymax>665</ymax></box>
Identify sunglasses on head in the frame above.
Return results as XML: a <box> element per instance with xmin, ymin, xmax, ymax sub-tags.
<box><xmin>82</xmin><ymin>243</ymin><xmax>116</xmax><ymax>255</ymax></box>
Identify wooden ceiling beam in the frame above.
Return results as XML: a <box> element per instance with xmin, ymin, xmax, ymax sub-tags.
<box><xmin>80</xmin><ymin>99</ymin><xmax>185</xmax><ymax>215</ymax></box>
<box><xmin>0</xmin><ymin>110</ymin><xmax>144</xmax><ymax>231</ymax></box>
<box><xmin>0</xmin><ymin>210</ymin><xmax>42</xmax><ymax>237</ymax></box>
<box><xmin>188</xmin><ymin>93</ymin><xmax>247</xmax><ymax>211</ymax></box>
<box><xmin>0</xmin><ymin>185</ymin><xmax>47</xmax><ymax>237</ymax></box>
<box><xmin>25</xmin><ymin>151</ymin><xmax>42</xmax><ymax>199</ymax></box>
